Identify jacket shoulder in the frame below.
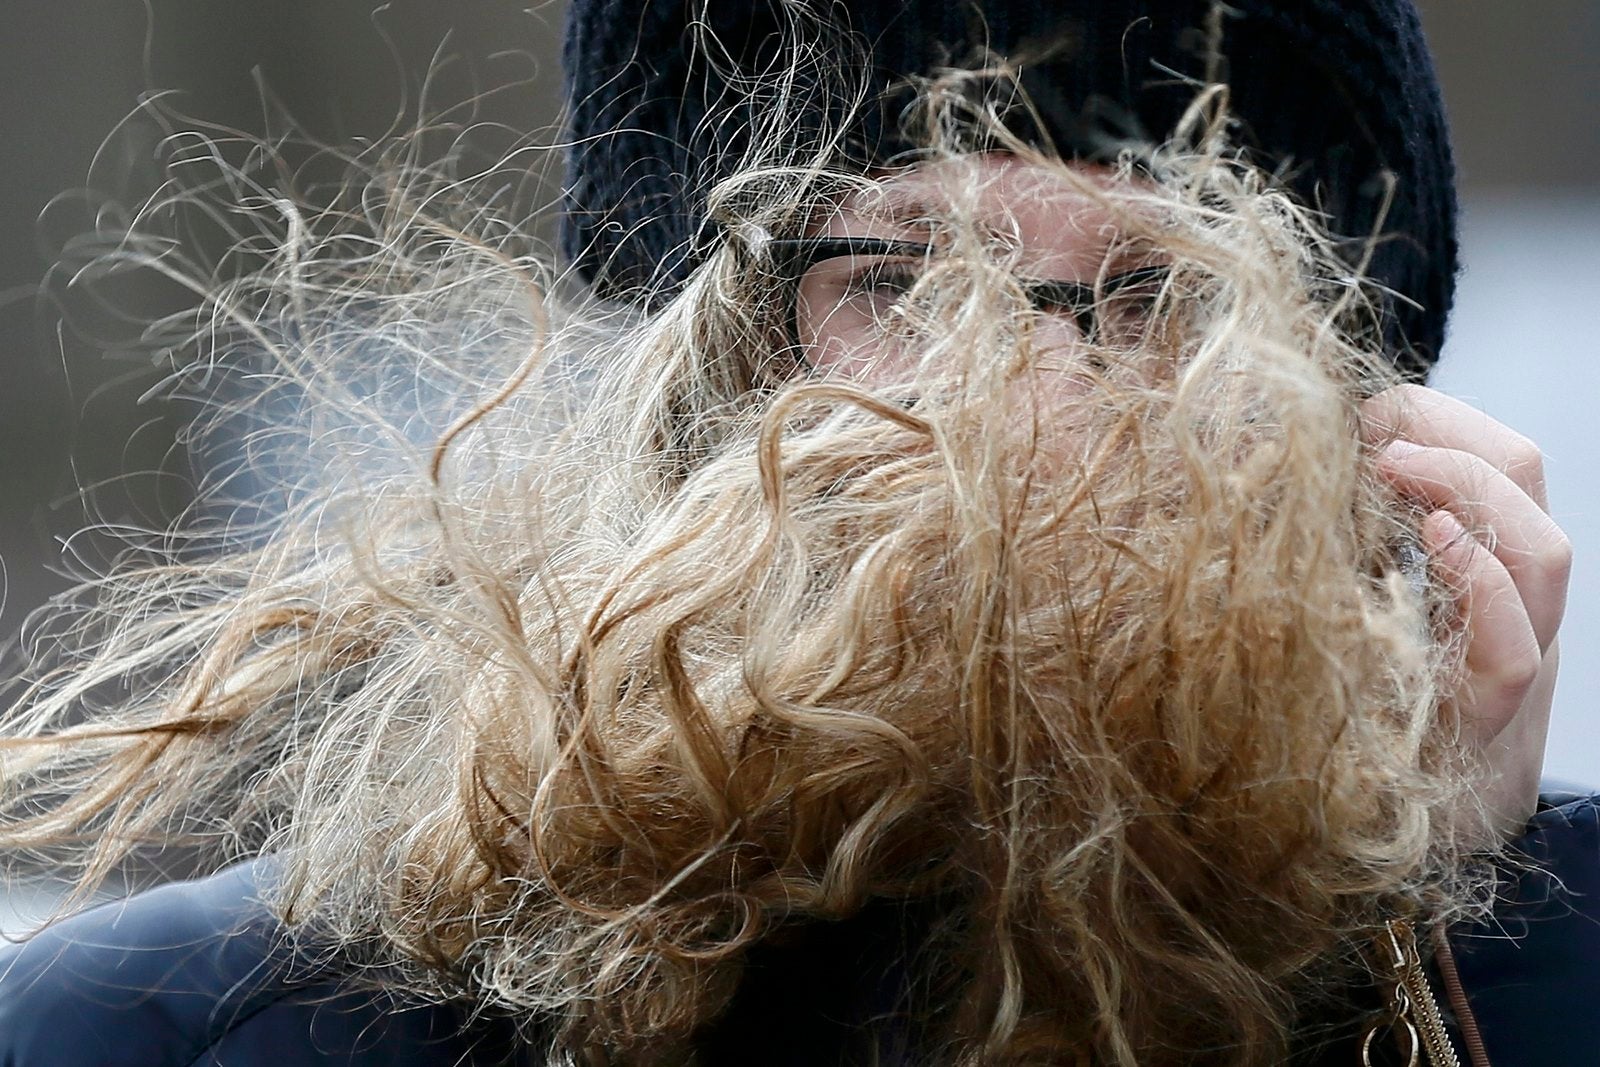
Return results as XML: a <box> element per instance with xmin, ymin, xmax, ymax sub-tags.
<box><xmin>0</xmin><ymin>862</ymin><xmax>515</xmax><ymax>1067</ymax></box>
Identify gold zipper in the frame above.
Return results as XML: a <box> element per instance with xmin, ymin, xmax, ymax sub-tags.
<box><xmin>1361</xmin><ymin>919</ymin><xmax>1463</xmax><ymax>1067</ymax></box>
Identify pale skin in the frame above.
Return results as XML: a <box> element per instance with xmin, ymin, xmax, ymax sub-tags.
<box><xmin>1366</xmin><ymin>385</ymin><xmax>1570</xmax><ymax>840</ymax></box>
<box><xmin>796</xmin><ymin>154</ymin><xmax>1572</xmax><ymax>841</ymax></box>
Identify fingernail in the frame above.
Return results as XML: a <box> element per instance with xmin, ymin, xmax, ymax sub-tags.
<box><xmin>1382</xmin><ymin>439</ymin><xmax>1426</xmax><ymax>458</ymax></box>
<box><xmin>1428</xmin><ymin>510</ymin><xmax>1468</xmax><ymax>548</ymax></box>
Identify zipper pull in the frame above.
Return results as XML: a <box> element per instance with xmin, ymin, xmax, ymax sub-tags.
<box><xmin>1361</xmin><ymin>919</ymin><xmax>1463</xmax><ymax>1067</ymax></box>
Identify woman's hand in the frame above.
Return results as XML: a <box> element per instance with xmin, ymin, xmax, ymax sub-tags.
<box><xmin>1362</xmin><ymin>384</ymin><xmax>1572</xmax><ymax>843</ymax></box>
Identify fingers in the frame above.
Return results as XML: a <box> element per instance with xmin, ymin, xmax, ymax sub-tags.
<box><xmin>1364</xmin><ymin>386</ymin><xmax>1565</xmax><ymax>838</ymax></box>
<box><xmin>1423</xmin><ymin>508</ymin><xmax>1543</xmax><ymax>741</ymax></box>
<box><xmin>1377</xmin><ymin>440</ymin><xmax>1572</xmax><ymax>652</ymax></box>
<box><xmin>1361</xmin><ymin>383</ymin><xmax>1551</xmax><ymax>512</ymax></box>
<box><xmin>1477</xmin><ymin>637</ymin><xmax>1559</xmax><ymax>836</ymax></box>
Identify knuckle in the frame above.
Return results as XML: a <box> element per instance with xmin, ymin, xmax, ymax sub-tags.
<box><xmin>1543</xmin><ymin>529</ymin><xmax>1574</xmax><ymax>573</ymax></box>
<box><xmin>1503</xmin><ymin>433</ymin><xmax>1545</xmax><ymax>480</ymax></box>
<box><xmin>1534</xmin><ymin>529</ymin><xmax>1575</xmax><ymax>588</ymax></box>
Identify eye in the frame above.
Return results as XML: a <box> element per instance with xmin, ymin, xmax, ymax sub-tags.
<box><xmin>1030</xmin><ymin>263</ymin><xmax>1171</xmax><ymax>340</ymax></box>
<box><xmin>1097</xmin><ymin>267</ymin><xmax>1167</xmax><ymax>329</ymax></box>
<box><xmin>842</xmin><ymin>259</ymin><xmax>922</xmax><ymax>309</ymax></box>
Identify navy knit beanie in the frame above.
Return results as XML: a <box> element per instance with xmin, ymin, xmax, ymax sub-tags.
<box><xmin>561</xmin><ymin>0</ymin><xmax>1457</xmax><ymax>378</ymax></box>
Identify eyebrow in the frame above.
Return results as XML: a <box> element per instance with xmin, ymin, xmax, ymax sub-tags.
<box><xmin>837</xmin><ymin>183</ymin><xmax>945</xmax><ymax>232</ymax></box>
<box><xmin>875</xmin><ymin>186</ymin><xmax>944</xmax><ymax>223</ymax></box>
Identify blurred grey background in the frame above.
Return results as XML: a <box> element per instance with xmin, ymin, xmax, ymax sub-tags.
<box><xmin>1</xmin><ymin>2</ymin><xmax>1596</xmax><ymax>786</ymax></box>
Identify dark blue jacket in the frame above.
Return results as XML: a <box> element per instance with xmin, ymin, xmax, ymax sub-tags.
<box><xmin>3</xmin><ymin>795</ymin><xmax>1597</xmax><ymax>1066</ymax></box>
<box><xmin>1444</xmin><ymin>791</ymin><xmax>1600</xmax><ymax>1065</ymax></box>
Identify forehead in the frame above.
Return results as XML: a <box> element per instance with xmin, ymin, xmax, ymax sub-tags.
<box><xmin>818</xmin><ymin>154</ymin><xmax>1139</xmax><ymax>266</ymax></box>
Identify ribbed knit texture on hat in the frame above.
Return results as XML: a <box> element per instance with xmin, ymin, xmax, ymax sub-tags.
<box><xmin>561</xmin><ymin>0</ymin><xmax>1457</xmax><ymax>377</ymax></box>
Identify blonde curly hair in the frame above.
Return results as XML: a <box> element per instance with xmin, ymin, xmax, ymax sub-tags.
<box><xmin>1</xmin><ymin>51</ymin><xmax>1487</xmax><ymax>1067</ymax></box>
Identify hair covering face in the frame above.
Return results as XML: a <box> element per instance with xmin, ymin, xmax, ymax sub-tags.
<box><xmin>560</xmin><ymin>0</ymin><xmax>1458</xmax><ymax>378</ymax></box>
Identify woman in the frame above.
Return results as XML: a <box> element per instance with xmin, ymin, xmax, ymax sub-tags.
<box><xmin>0</xmin><ymin>1</ymin><xmax>1587</xmax><ymax>1064</ymax></box>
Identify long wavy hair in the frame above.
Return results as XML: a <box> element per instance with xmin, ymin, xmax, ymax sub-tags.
<box><xmin>1</xmin><ymin>25</ymin><xmax>1487</xmax><ymax>1067</ymax></box>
